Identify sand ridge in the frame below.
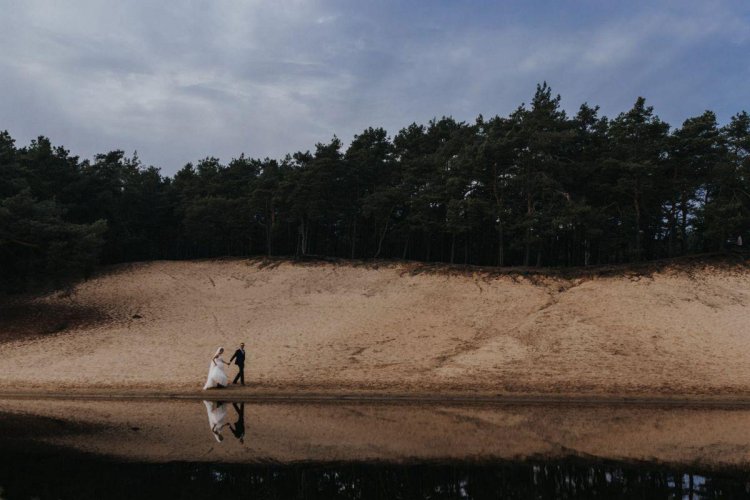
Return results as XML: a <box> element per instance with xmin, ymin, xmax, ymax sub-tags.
<box><xmin>1</xmin><ymin>259</ymin><xmax>749</xmax><ymax>397</ymax></box>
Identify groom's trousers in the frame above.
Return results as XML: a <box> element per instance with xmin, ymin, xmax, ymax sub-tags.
<box><xmin>233</xmin><ymin>364</ymin><xmax>245</xmax><ymax>385</ymax></box>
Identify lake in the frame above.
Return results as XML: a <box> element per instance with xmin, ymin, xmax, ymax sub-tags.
<box><xmin>1</xmin><ymin>397</ymin><xmax>749</xmax><ymax>498</ymax></box>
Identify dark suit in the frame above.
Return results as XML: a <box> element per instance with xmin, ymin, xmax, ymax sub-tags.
<box><xmin>230</xmin><ymin>348</ymin><xmax>246</xmax><ymax>385</ymax></box>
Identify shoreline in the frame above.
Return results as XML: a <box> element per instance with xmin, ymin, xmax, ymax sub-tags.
<box><xmin>5</xmin><ymin>389</ymin><xmax>750</xmax><ymax>408</ymax></box>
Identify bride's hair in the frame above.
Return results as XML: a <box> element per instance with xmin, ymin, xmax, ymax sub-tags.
<box><xmin>214</xmin><ymin>347</ymin><xmax>224</xmax><ymax>357</ymax></box>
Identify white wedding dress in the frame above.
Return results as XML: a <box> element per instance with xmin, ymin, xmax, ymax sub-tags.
<box><xmin>203</xmin><ymin>356</ymin><xmax>229</xmax><ymax>389</ymax></box>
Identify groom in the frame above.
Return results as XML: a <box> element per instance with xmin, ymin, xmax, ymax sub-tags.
<box><xmin>230</xmin><ymin>342</ymin><xmax>246</xmax><ymax>385</ymax></box>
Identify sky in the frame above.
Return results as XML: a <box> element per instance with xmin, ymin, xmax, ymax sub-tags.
<box><xmin>1</xmin><ymin>0</ymin><xmax>749</xmax><ymax>175</ymax></box>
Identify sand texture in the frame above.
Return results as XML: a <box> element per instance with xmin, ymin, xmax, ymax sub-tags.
<box><xmin>1</xmin><ymin>259</ymin><xmax>749</xmax><ymax>397</ymax></box>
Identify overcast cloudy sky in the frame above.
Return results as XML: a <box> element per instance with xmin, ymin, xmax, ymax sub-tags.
<box><xmin>1</xmin><ymin>1</ymin><xmax>749</xmax><ymax>174</ymax></box>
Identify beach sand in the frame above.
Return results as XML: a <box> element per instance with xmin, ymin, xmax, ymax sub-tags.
<box><xmin>1</xmin><ymin>258</ymin><xmax>749</xmax><ymax>398</ymax></box>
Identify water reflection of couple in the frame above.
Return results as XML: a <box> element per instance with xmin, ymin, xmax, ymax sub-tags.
<box><xmin>203</xmin><ymin>401</ymin><xmax>245</xmax><ymax>443</ymax></box>
<box><xmin>203</xmin><ymin>344</ymin><xmax>246</xmax><ymax>390</ymax></box>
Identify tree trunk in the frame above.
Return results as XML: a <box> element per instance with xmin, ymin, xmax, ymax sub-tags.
<box><xmin>497</xmin><ymin>222</ymin><xmax>505</xmax><ymax>266</ymax></box>
<box><xmin>668</xmin><ymin>199</ymin><xmax>677</xmax><ymax>257</ymax></box>
<box><xmin>492</xmin><ymin>161</ymin><xmax>506</xmax><ymax>267</ymax></box>
<box><xmin>524</xmin><ymin>192</ymin><xmax>533</xmax><ymax>266</ymax></box>
<box><xmin>374</xmin><ymin>219</ymin><xmax>389</xmax><ymax>258</ymax></box>
<box><xmin>268</xmin><ymin>204</ymin><xmax>274</xmax><ymax>256</ymax></box>
<box><xmin>584</xmin><ymin>238</ymin><xmax>590</xmax><ymax>266</ymax></box>
<box><xmin>450</xmin><ymin>233</ymin><xmax>456</xmax><ymax>264</ymax></box>
<box><xmin>524</xmin><ymin>228</ymin><xmax>531</xmax><ymax>267</ymax></box>
<box><xmin>680</xmin><ymin>189</ymin><xmax>688</xmax><ymax>255</ymax></box>
<box><xmin>266</xmin><ymin>226</ymin><xmax>272</xmax><ymax>257</ymax></box>
<box><xmin>351</xmin><ymin>218</ymin><xmax>357</xmax><ymax>259</ymax></box>
<box><xmin>304</xmin><ymin>222</ymin><xmax>310</xmax><ymax>255</ymax></box>
<box><xmin>633</xmin><ymin>185</ymin><xmax>642</xmax><ymax>262</ymax></box>
<box><xmin>297</xmin><ymin>218</ymin><xmax>309</xmax><ymax>256</ymax></box>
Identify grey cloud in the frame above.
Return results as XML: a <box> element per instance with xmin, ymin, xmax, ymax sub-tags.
<box><xmin>0</xmin><ymin>0</ymin><xmax>748</xmax><ymax>173</ymax></box>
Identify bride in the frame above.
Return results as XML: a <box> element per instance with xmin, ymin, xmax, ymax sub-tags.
<box><xmin>203</xmin><ymin>347</ymin><xmax>230</xmax><ymax>390</ymax></box>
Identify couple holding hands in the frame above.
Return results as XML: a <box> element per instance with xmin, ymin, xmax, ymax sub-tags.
<box><xmin>203</xmin><ymin>343</ymin><xmax>246</xmax><ymax>390</ymax></box>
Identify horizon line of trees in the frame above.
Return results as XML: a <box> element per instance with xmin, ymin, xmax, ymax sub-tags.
<box><xmin>2</xmin><ymin>83</ymin><xmax>749</xmax><ymax>292</ymax></box>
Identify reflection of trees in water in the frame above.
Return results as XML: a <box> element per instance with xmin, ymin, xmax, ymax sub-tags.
<box><xmin>236</xmin><ymin>464</ymin><xmax>744</xmax><ymax>499</ymax></box>
<box><xmin>0</xmin><ymin>456</ymin><xmax>748</xmax><ymax>499</ymax></box>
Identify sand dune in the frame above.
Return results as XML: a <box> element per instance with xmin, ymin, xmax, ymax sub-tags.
<box><xmin>1</xmin><ymin>259</ymin><xmax>750</xmax><ymax>397</ymax></box>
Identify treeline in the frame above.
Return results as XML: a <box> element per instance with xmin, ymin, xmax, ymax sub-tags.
<box><xmin>2</xmin><ymin>83</ymin><xmax>749</xmax><ymax>291</ymax></box>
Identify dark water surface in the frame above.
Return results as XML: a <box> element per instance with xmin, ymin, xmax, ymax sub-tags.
<box><xmin>1</xmin><ymin>452</ymin><xmax>748</xmax><ymax>499</ymax></box>
<box><xmin>2</xmin><ymin>397</ymin><xmax>750</xmax><ymax>498</ymax></box>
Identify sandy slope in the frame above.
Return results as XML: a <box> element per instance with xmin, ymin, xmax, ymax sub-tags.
<box><xmin>1</xmin><ymin>259</ymin><xmax>750</xmax><ymax>397</ymax></box>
